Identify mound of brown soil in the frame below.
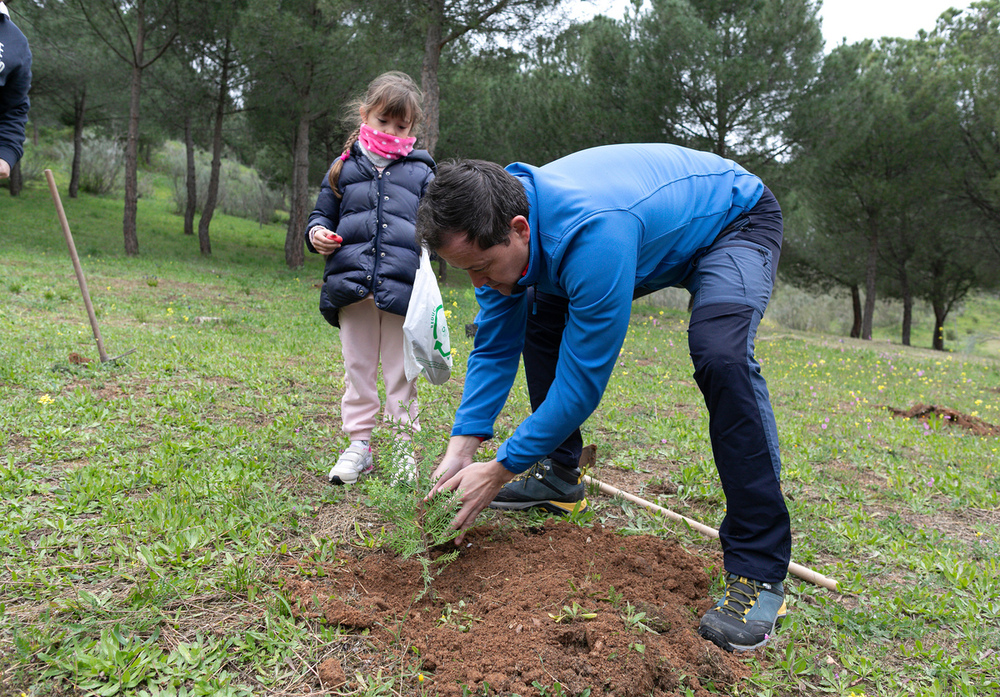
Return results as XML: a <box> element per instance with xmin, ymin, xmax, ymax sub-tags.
<box><xmin>281</xmin><ymin>519</ymin><xmax>750</xmax><ymax>697</ymax></box>
<box><xmin>886</xmin><ymin>404</ymin><xmax>1000</xmax><ymax>436</ymax></box>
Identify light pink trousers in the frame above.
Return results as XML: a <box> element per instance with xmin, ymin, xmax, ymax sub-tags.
<box><xmin>338</xmin><ymin>296</ymin><xmax>419</xmax><ymax>441</ymax></box>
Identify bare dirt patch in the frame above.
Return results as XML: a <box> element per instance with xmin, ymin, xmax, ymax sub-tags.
<box><xmin>280</xmin><ymin>518</ymin><xmax>750</xmax><ymax>697</ymax></box>
<box><xmin>885</xmin><ymin>403</ymin><xmax>1000</xmax><ymax>436</ymax></box>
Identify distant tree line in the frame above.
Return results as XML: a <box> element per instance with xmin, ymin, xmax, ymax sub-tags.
<box><xmin>10</xmin><ymin>0</ymin><xmax>1000</xmax><ymax>350</ymax></box>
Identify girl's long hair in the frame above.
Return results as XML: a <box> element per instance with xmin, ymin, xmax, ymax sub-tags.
<box><xmin>327</xmin><ymin>71</ymin><xmax>424</xmax><ymax>198</ymax></box>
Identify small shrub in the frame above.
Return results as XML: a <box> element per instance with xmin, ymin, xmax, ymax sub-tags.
<box><xmin>14</xmin><ymin>142</ymin><xmax>62</xmax><ymax>184</ymax></box>
<box><xmin>137</xmin><ymin>172</ymin><xmax>155</xmax><ymax>200</ymax></box>
<box><xmin>220</xmin><ymin>166</ymin><xmax>285</xmax><ymax>226</ymax></box>
<box><xmin>53</xmin><ymin>135</ymin><xmax>125</xmax><ymax>195</ymax></box>
<box><xmin>162</xmin><ymin>141</ymin><xmax>285</xmax><ymax>225</ymax></box>
<box><xmin>642</xmin><ymin>287</ymin><xmax>689</xmax><ymax>311</ymax></box>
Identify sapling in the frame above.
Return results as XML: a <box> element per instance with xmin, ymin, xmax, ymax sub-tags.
<box><xmin>362</xmin><ymin>429</ymin><xmax>463</xmax><ymax>599</ymax></box>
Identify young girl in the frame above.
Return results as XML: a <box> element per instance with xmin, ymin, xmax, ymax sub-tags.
<box><xmin>305</xmin><ymin>71</ymin><xmax>435</xmax><ymax>485</ymax></box>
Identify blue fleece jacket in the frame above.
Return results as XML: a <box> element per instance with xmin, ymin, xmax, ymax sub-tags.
<box><xmin>0</xmin><ymin>3</ymin><xmax>31</xmax><ymax>169</ymax></box>
<box><xmin>450</xmin><ymin>143</ymin><xmax>764</xmax><ymax>473</ymax></box>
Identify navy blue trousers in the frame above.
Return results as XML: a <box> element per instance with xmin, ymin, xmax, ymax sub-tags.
<box><xmin>523</xmin><ymin>187</ymin><xmax>791</xmax><ymax>582</ymax></box>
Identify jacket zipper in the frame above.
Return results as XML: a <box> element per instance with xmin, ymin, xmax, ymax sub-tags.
<box><xmin>372</xmin><ymin>162</ymin><xmax>387</xmax><ymax>298</ymax></box>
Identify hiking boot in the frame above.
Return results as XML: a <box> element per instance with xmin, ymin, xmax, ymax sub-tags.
<box><xmin>329</xmin><ymin>441</ymin><xmax>374</xmax><ymax>485</ymax></box>
<box><xmin>698</xmin><ymin>573</ymin><xmax>787</xmax><ymax>652</ymax></box>
<box><xmin>489</xmin><ymin>458</ymin><xmax>588</xmax><ymax>515</ymax></box>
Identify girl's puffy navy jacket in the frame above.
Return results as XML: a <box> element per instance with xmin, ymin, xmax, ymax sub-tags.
<box><xmin>305</xmin><ymin>143</ymin><xmax>436</xmax><ymax>327</ymax></box>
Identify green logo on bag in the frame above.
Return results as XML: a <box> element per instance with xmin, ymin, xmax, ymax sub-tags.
<box><xmin>432</xmin><ymin>303</ymin><xmax>451</xmax><ymax>359</ymax></box>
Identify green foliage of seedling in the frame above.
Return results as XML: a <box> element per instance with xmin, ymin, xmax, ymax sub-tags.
<box><xmin>361</xmin><ymin>430</ymin><xmax>463</xmax><ymax>599</ymax></box>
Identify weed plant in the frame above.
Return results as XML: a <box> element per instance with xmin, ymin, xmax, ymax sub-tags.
<box><xmin>1</xmin><ymin>168</ymin><xmax>1000</xmax><ymax>695</ymax></box>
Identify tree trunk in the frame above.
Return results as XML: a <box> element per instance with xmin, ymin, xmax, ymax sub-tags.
<box><xmin>70</xmin><ymin>87</ymin><xmax>86</xmax><ymax>199</ymax></box>
<box><xmin>197</xmin><ymin>38</ymin><xmax>232</xmax><ymax>258</ymax></box>
<box><xmin>932</xmin><ymin>301</ymin><xmax>947</xmax><ymax>351</ymax></box>
<box><xmin>122</xmin><ymin>6</ymin><xmax>146</xmax><ymax>258</ymax></box>
<box><xmin>8</xmin><ymin>160</ymin><xmax>22</xmax><ymax>196</ymax></box>
<box><xmin>900</xmin><ymin>268</ymin><xmax>912</xmax><ymax>346</ymax></box>
<box><xmin>850</xmin><ymin>284</ymin><xmax>862</xmax><ymax>338</ymax></box>
<box><xmin>183</xmin><ymin>115</ymin><xmax>197</xmax><ymax>236</ymax></box>
<box><xmin>932</xmin><ymin>301</ymin><xmax>948</xmax><ymax>351</ymax></box>
<box><xmin>286</xmin><ymin>112</ymin><xmax>310</xmax><ymax>270</ymax></box>
<box><xmin>420</xmin><ymin>0</ymin><xmax>444</xmax><ymax>158</ymax></box>
<box><xmin>861</xmin><ymin>225</ymin><xmax>878</xmax><ymax>340</ymax></box>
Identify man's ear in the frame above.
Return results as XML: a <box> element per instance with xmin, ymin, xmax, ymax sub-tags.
<box><xmin>511</xmin><ymin>215</ymin><xmax>530</xmax><ymax>244</ymax></box>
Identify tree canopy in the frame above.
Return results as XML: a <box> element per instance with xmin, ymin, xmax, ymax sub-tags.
<box><xmin>14</xmin><ymin>0</ymin><xmax>1000</xmax><ymax>348</ymax></box>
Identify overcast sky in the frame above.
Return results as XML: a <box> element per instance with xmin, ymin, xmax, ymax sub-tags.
<box><xmin>816</xmin><ymin>0</ymin><xmax>971</xmax><ymax>48</ymax></box>
<box><xmin>577</xmin><ymin>0</ymin><xmax>974</xmax><ymax>50</ymax></box>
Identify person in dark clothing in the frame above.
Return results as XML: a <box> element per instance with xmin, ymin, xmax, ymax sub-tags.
<box><xmin>0</xmin><ymin>0</ymin><xmax>32</xmax><ymax>180</ymax></box>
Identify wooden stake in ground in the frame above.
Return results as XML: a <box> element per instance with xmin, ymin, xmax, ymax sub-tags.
<box><xmin>44</xmin><ymin>169</ymin><xmax>136</xmax><ymax>364</ymax></box>
<box><xmin>583</xmin><ymin>472</ymin><xmax>840</xmax><ymax>592</ymax></box>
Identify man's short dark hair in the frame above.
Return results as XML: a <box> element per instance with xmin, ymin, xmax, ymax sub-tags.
<box><xmin>416</xmin><ymin>159</ymin><xmax>529</xmax><ymax>251</ymax></box>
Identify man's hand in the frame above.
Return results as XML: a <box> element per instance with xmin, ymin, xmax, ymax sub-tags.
<box><xmin>428</xmin><ymin>435</ymin><xmax>482</xmax><ymax>496</ymax></box>
<box><xmin>0</xmin><ymin>159</ymin><xmax>10</xmax><ymax>180</ymax></box>
<box><xmin>432</xmin><ymin>459</ymin><xmax>515</xmax><ymax>545</ymax></box>
<box><xmin>427</xmin><ymin>435</ymin><xmax>514</xmax><ymax>544</ymax></box>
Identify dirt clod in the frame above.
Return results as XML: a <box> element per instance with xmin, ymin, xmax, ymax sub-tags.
<box><xmin>317</xmin><ymin>658</ymin><xmax>346</xmax><ymax>689</ymax></box>
<box><xmin>886</xmin><ymin>403</ymin><xmax>1000</xmax><ymax>436</ymax></box>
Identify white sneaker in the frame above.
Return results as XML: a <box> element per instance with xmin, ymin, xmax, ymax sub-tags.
<box><xmin>329</xmin><ymin>441</ymin><xmax>374</xmax><ymax>485</ymax></box>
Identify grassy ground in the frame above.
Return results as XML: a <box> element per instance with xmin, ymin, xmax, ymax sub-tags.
<box><xmin>1</xmin><ymin>174</ymin><xmax>999</xmax><ymax>696</ymax></box>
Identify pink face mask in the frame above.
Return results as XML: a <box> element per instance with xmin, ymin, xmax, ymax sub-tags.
<box><xmin>358</xmin><ymin>122</ymin><xmax>416</xmax><ymax>160</ymax></box>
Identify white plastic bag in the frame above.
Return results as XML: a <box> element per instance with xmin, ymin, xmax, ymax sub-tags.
<box><xmin>403</xmin><ymin>248</ymin><xmax>452</xmax><ymax>384</ymax></box>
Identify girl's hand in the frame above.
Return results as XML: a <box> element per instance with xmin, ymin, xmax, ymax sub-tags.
<box><xmin>310</xmin><ymin>226</ymin><xmax>343</xmax><ymax>255</ymax></box>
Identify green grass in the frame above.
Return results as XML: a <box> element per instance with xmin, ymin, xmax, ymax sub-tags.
<box><xmin>2</xmin><ymin>171</ymin><xmax>1000</xmax><ymax>696</ymax></box>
